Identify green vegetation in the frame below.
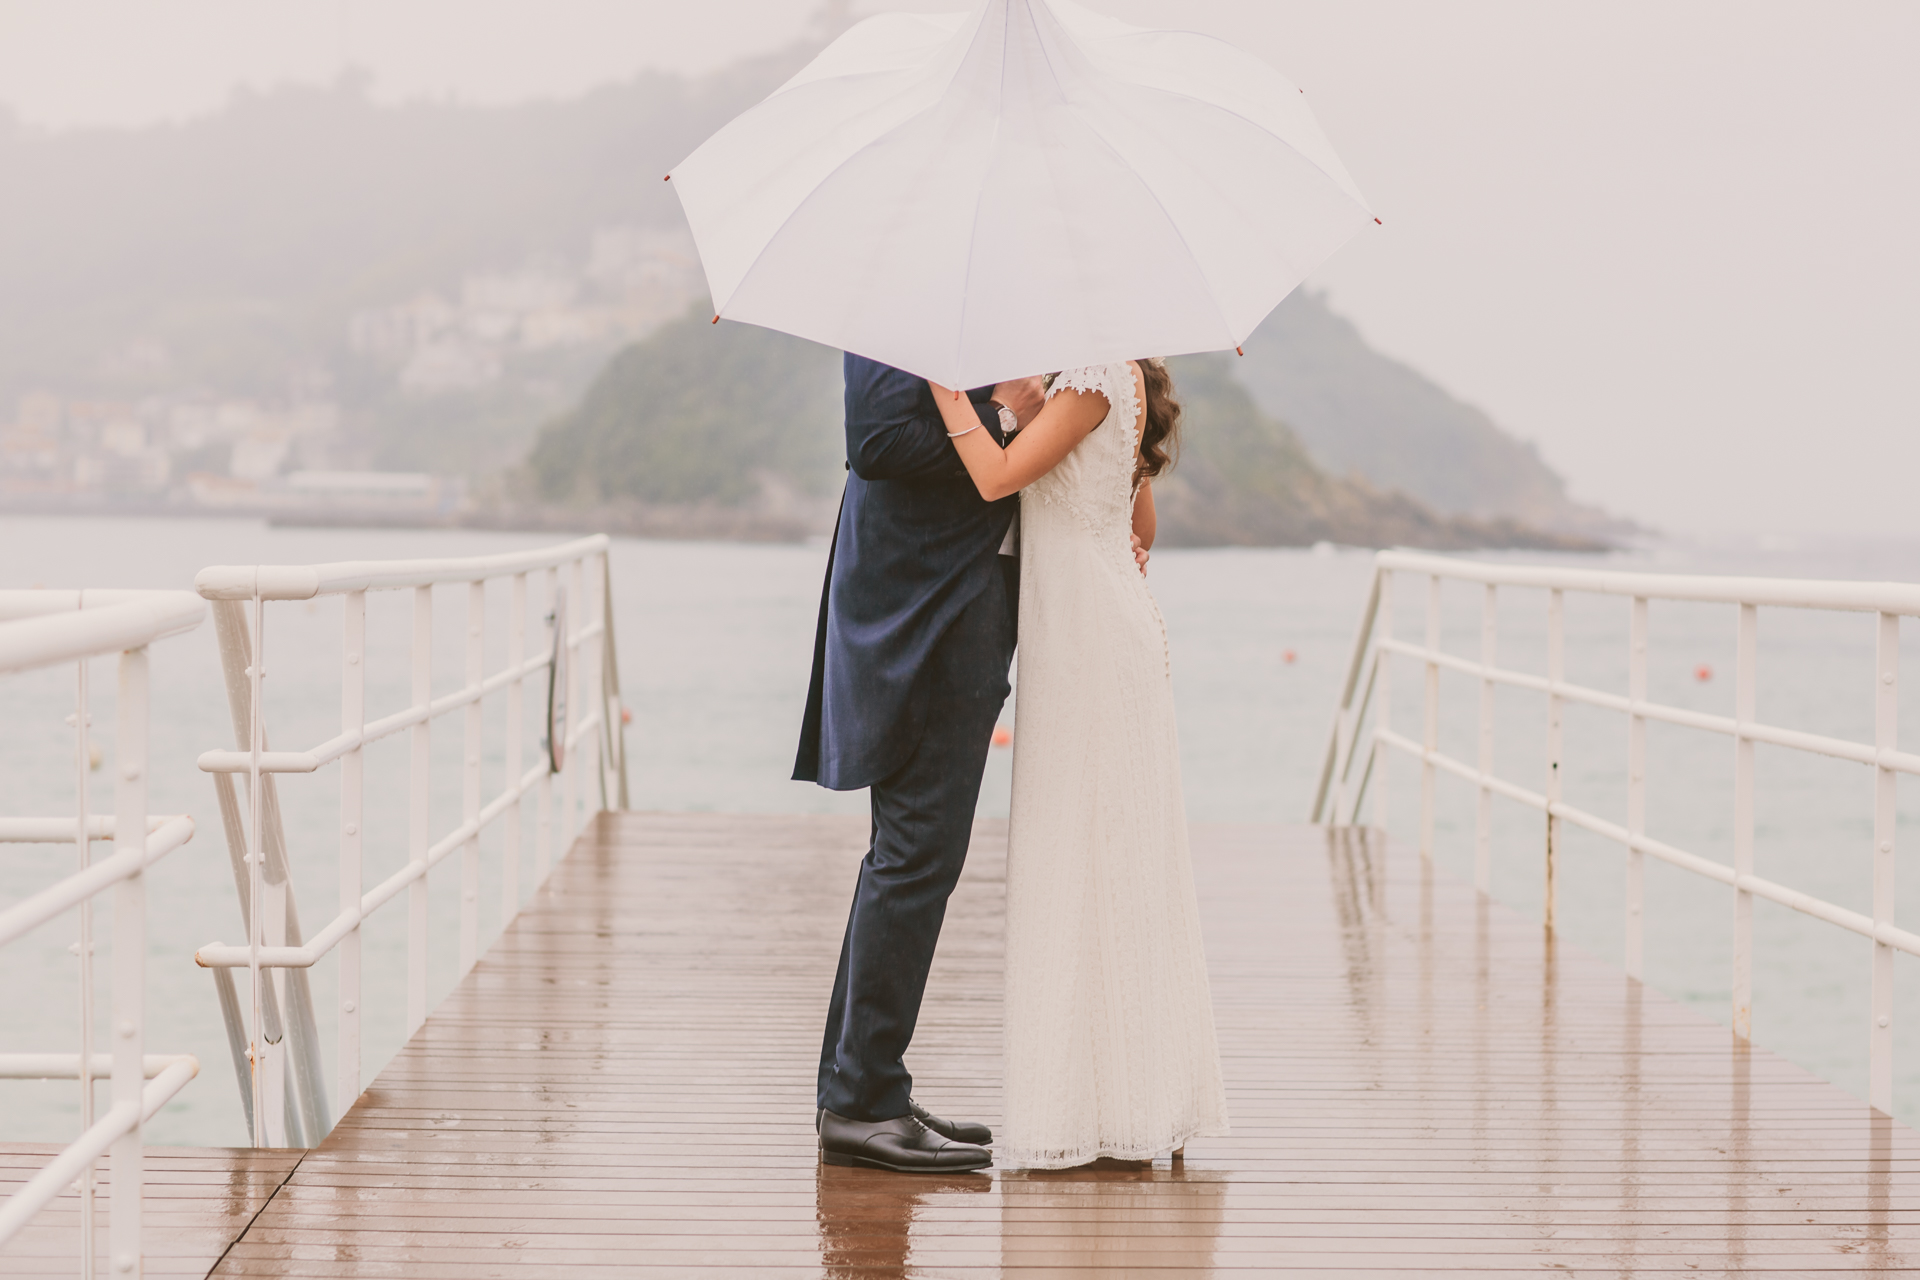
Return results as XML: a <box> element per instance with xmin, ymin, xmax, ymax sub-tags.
<box><xmin>524</xmin><ymin>310</ymin><xmax>1599</xmax><ymax>551</ymax></box>
<box><xmin>0</xmin><ymin>24</ymin><xmax>1612</xmax><ymax>546</ymax></box>
<box><xmin>528</xmin><ymin>310</ymin><xmax>842</xmax><ymax>506</ymax></box>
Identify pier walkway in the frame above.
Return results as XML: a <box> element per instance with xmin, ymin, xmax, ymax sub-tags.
<box><xmin>11</xmin><ymin>811</ymin><xmax>1920</xmax><ymax>1275</ymax></box>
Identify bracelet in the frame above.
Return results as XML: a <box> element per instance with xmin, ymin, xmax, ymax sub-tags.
<box><xmin>946</xmin><ymin>422</ymin><xmax>982</xmax><ymax>439</ymax></box>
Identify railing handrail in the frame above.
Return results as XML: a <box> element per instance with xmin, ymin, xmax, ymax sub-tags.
<box><xmin>193</xmin><ymin>533</ymin><xmax>611</xmax><ymax>601</ymax></box>
<box><xmin>1377</xmin><ymin>548</ymin><xmax>1920</xmax><ymax>615</ymax></box>
<box><xmin>0</xmin><ymin>590</ymin><xmax>205</xmax><ymax>674</ymax></box>
<box><xmin>0</xmin><ymin>590</ymin><xmax>204</xmax><ymax>1273</ymax></box>
<box><xmin>189</xmin><ymin>534</ymin><xmax>627</xmax><ymax>1150</ymax></box>
<box><xmin>1318</xmin><ymin>548</ymin><xmax>1912</xmax><ymax>1115</ymax></box>
<box><xmin>0</xmin><ymin>815</ymin><xmax>196</xmax><ymax>949</ymax></box>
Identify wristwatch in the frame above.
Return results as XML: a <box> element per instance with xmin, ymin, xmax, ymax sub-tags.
<box><xmin>991</xmin><ymin>401</ymin><xmax>1019</xmax><ymax>435</ymax></box>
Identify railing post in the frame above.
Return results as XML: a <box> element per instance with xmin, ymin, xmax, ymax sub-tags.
<box><xmin>565</xmin><ymin>556</ymin><xmax>584</xmax><ymax>846</ymax></box>
<box><xmin>210</xmin><ymin>596</ymin><xmax>319</xmax><ymax>1146</ymax></box>
<box><xmin>1330</xmin><ymin>705</ymin><xmax>1351</xmax><ymax>822</ymax></box>
<box><xmin>1420</xmin><ymin>575</ymin><xmax>1440</xmax><ymax>860</ymax></box>
<box><xmin>504</xmin><ymin>573</ymin><xmax>526</xmax><ymax>923</ymax></box>
<box><xmin>1475</xmin><ymin>584</ymin><xmax>1496</xmax><ymax>894</ymax></box>
<box><xmin>73</xmin><ymin>655</ymin><xmax>96</xmax><ymax>1278</ymax></box>
<box><xmin>1871</xmin><ymin>610</ymin><xmax>1898</xmax><ymax>1111</ymax></box>
<box><xmin>590</xmin><ymin>552</ymin><xmax>608</xmax><ymax>814</ymax></box>
<box><xmin>262</xmin><ymin>818</ymin><xmax>289</xmax><ymax>1147</ymax></box>
<box><xmin>246</xmin><ymin>592</ymin><xmax>267</xmax><ymax>1144</ymax></box>
<box><xmin>109</xmin><ymin>644</ymin><xmax>147</xmax><ymax>1277</ymax></box>
<box><xmin>338</xmin><ymin>590</ymin><xmax>365</xmax><ymax>1113</ymax></box>
<box><xmin>536</xmin><ymin>568</ymin><xmax>557</xmax><ymax>885</ymax></box>
<box><xmin>1732</xmin><ymin>602</ymin><xmax>1757</xmax><ymax>1040</ymax></box>
<box><xmin>1626</xmin><ymin>596</ymin><xmax>1648</xmax><ymax>981</ymax></box>
<box><xmin>1313</xmin><ymin>562</ymin><xmax>1382</xmax><ymax>825</ymax></box>
<box><xmin>459</xmin><ymin>581</ymin><xmax>483</xmax><ymax>978</ymax></box>
<box><xmin>1372</xmin><ymin>569</ymin><xmax>1393</xmax><ymax>832</ymax></box>
<box><xmin>408</xmin><ymin>585</ymin><xmax>431</xmax><ymax>1035</ymax></box>
<box><xmin>1545</xmin><ymin>589</ymin><xmax>1564</xmax><ymax>932</ymax></box>
<box><xmin>600</xmin><ymin>551</ymin><xmax>630</xmax><ymax>811</ymax></box>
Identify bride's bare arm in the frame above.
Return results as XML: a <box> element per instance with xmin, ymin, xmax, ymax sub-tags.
<box><xmin>928</xmin><ymin>380</ymin><xmax>1109</xmax><ymax>502</ymax></box>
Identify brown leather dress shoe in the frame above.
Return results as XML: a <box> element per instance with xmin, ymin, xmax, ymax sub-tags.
<box><xmin>818</xmin><ymin>1109</ymin><xmax>992</xmax><ymax>1173</ymax></box>
<box><xmin>909</xmin><ymin>1097</ymin><xmax>992</xmax><ymax>1146</ymax></box>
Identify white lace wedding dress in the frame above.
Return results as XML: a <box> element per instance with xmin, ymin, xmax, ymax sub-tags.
<box><xmin>1001</xmin><ymin>362</ymin><xmax>1230</xmax><ymax>1169</ymax></box>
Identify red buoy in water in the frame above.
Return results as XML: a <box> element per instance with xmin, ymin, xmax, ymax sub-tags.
<box><xmin>1695</xmin><ymin>664</ymin><xmax>1713</xmax><ymax>683</ymax></box>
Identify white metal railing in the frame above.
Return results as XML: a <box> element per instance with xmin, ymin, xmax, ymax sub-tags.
<box><xmin>0</xmin><ymin>589</ymin><xmax>205</xmax><ymax>1276</ymax></box>
<box><xmin>189</xmin><ymin>535</ymin><xmax>630</xmax><ymax>1147</ymax></box>
<box><xmin>1314</xmin><ymin>549</ymin><xmax>1916</xmax><ymax>1111</ymax></box>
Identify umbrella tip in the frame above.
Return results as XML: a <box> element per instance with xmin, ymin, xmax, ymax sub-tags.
<box><xmin>663</xmin><ymin>174</ymin><xmax>671</xmax><ymax>181</ymax></box>
<box><xmin>1374</xmin><ymin>217</ymin><xmax>1383</xmax><ymax>225</ymax></box>
<box><xmin>711</xmin><ymin>314</ymin><xmax>720</xmax><ymax>324</ymax></box>
<box><xmin>1235</xmin><ymin>346</ymin><xmax>1244</xmax><ymax>357</ymax></box>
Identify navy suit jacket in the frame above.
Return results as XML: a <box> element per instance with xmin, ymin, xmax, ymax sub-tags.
<box><xmin>792</xmin><ymin>355</ymin><xmax>1016</xmax><ymax>790</ymax></box>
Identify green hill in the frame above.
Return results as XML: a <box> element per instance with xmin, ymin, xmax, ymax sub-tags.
<box><xmin>1234</xmin><ymin>292</ymin><xmax>1621</xmax><ymax>537</ymax></box>
<box><xmin>0</xmin><ymin>23</ymin><xmax>1617</xmax><ymax>543</ymax></box>
<box><xmin>524</xmin><ymin>309</ymin><xmax>1599</xmax><ymax>551</ymax></box>
<box><xmin>1156</xmin><ymin>354</ymin><xmax>1590</xmax><ymax>548</ymax></box>
<box><xmin>528</xmin><ymin>315</ymin><xmax>842</xmax><ymax>508</ymax></box>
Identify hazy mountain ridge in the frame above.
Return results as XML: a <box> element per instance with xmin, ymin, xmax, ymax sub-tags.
<box><xmin>0</xmin><ymin>57</ymin><xmax>811</xmax><ymax>402</ymax></box>
<box><xmin>0</xmin><ymin>31</ymin><xmax>1613</xmax><ymax>547</ymax></box>
<box><xmin>527</xmin><ymin>312</ymin><xmax>845</xmax><ymax>509</ymax></box>
<box><xmin>1236</xmin><ymin>292</ymin><xmax>1621</xmax><ymax>536</ymax></box>
<box><xmin>519</xmin><ymin>308</ymin><xmax>1600</xmax><ymax>552</ymax></box>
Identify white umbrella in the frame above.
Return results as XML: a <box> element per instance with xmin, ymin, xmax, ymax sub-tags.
<box><xmin>668</xmin><ymin>0</ymin><xmax>1375</xmax><ymax>390</ymax></box>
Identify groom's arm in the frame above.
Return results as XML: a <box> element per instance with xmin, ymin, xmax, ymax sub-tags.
<box><xmin>845</xmin><ymin>356</ymin><xmax>998</xmax><ymax>484</ymax></box>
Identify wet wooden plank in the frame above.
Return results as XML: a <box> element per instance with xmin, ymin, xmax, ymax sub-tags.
<box><xmin>193</xmin><ymin>812</ymin><xmax>1920</xmax><ymax>1275</ymax></box>
<box><xmin>0</xmin><ymin>1145</ymin><xmax>300</xmax><ymax>1279</ymax></box>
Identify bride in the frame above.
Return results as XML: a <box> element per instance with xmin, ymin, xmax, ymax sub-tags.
<box><xmin>930</xmin><ymin>359</ymin><xmax>1229</xmax><ymax>1168</ymax></box>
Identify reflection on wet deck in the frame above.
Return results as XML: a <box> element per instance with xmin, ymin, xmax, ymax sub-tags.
<box><xmin>0</xmin><ymin>1147</ymin><xmax>300</xmax><ymax>1278</ymax></box>
<box><xmin>56</xmin><ymin>812</ymin><xmax>1920</xmax><ymax>1275</ymax></box>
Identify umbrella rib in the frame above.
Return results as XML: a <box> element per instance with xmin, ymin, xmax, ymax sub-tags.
<box><xmin>1026</xmin><ymin>16</ymin><xmax>1238</xmax><ymax>351</ymax></box>
<box><xmin>711</xmin><ymin>72</ymin><xmax>972</xmax><ymax>321</ymax></box>
<box><xmin>1102</xmin><ymin>65</ymin><xmax>1370</xmax><ymax>212</ymax></box>
<box><xmin>1067</xmin><ymin>106</ymin><xmax>1240</xmax><ymax>350</ymax></box>
<box><xmin>951</xmin><ymin>25</ymin><xmax>1012</xmax><ymax>389</ymax></box>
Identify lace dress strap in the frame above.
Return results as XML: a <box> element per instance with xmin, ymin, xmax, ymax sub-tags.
<box><xmin>1049</xmin><ymin>363</ymin><xmax>1140</xmax><ymax>451</ymax></box>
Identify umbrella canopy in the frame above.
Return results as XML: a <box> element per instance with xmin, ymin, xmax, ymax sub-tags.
<box><xmin>669</xmin><ymin>0</ymin><xmax>1374</xmax><ymax>390</ymax></box>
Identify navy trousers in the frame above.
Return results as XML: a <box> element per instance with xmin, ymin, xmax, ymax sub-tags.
<box><xmin>816</xmin><ymin>559</ymin><xmax>1017</xmax><ymax>1122</ymax></box>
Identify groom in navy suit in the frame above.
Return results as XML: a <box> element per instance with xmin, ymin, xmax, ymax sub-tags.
<box><xmin>797</xmin><ymin>354</ymin><xmax>1043</xmax><ymax>1173</ymax></box>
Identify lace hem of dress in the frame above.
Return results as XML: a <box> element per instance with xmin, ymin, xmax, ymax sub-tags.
<box><xmin>999</xmin><ymin>1121</ymin><xmax>1231</xmax><ymax>1172</ymax></box>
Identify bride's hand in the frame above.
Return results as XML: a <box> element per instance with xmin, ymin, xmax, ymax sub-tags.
<box><xmin>1131</xmin><ymin>534</ymin><xmax>1150</xmax><ymax>577</ymax></box>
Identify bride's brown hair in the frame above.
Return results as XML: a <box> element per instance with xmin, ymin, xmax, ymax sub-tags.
<box><xmin>1134</xmin><ymin>357</ymin><xmax>1181</xmax><ymax>487</ymax></box>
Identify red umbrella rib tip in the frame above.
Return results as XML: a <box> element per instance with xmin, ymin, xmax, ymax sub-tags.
<box><xmin>1374</xmin><ymin>217</ymin><xmax>1383</xmax><ymax>225</ymax></box>
<box><xmin>663</xmin><ymin>174</ymin><xmax>671</xmax><ymax>181</ymax></box>
<box><xmin>1236</xmin><ymin>346</ymin><xmax>1244</xmax><ymax>356</ymax></box>
<box><xmin>711</xmin><ymin>314</ymin><xmax>720</xmax><ymax>324</ymax></box>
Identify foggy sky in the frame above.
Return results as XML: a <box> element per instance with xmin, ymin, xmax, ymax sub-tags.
<box><xmin>2</xmin><ymin>0</ymin><xmax>1915</xmax><ymax>539</ymax></box>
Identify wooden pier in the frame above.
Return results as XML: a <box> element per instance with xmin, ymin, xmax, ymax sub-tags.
<box><xmin>8</xmin><ymin>810</ymin><xmax>1920</xmax><ymax>1275</ymax></box>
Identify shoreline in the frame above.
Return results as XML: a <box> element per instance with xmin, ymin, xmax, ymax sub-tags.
<box><xmin>0</xmin><ymin>496</ymin><xmax>1613</xmax><ymax>553</ymax></box>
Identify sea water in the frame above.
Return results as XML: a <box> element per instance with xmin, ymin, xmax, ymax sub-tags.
<box><xmin>2</xmin><ymin>515</ymin><xmax>1919</xmax><ymax>1146</ymax></box>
